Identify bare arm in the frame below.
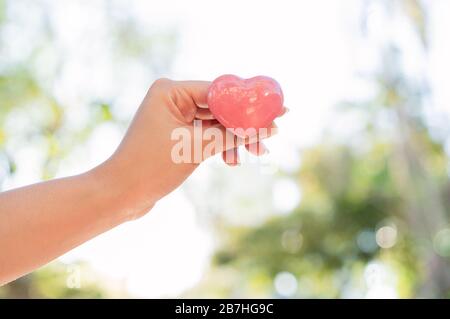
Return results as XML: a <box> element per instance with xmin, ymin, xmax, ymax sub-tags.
<box><xmin>0</xmin><ymin>166</ymin><xmax>133</xmax><ymax>284</ymax></box>
<box><xmin>0</xmin><ymin>78</ymin><xmax>279</xmax><ymax>285</ymax></box>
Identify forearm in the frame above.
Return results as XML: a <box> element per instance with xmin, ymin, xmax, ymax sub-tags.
<box><xmin>0</xmin><ymin>163</ymin><xmax>147</xmax><ymax>285</ymax></box>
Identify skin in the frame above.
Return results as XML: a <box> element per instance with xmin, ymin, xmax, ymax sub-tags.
<box><xmin>0</xmin><ymin>78</ymin><xmax>284</xmax><ymax>285</ymax></box>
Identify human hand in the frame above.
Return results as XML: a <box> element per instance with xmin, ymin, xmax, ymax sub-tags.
<box><xmin>95</xmin><ymin>78</ymin><xmax>283</xmax><ymax>220</ymax></box>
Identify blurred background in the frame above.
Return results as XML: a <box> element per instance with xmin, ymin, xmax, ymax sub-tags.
<box><xmin>1</xmin><ymin>0</ymin><xmax>450</xmax><ymax>298</ymax></box>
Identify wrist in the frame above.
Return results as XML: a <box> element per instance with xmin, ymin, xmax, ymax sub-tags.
<box><xmin>86</xmin><ymin>159</ymin><xmax>156</xmax><ymax>223</ymax></box>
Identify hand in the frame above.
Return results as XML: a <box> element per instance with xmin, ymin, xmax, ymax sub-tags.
<box><xmin>95</xmin><ymin>78</ymin><xmax>281</xmax><ymax>220</ymax></box>
<box><xmin>0</xmin><ymin>78</ymin><xmax>284</xmax><ymax>284</ymax></box>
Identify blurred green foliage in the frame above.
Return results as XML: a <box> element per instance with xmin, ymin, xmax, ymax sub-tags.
<box><xmin>0</xmin><ymin>263</ymin><xmax>107</xmax><ymax>298</ymax></box>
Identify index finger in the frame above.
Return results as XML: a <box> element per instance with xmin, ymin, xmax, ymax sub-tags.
<box><xmin>173</xmin><ymin>80</ymin><xmax>211</xmax><ymax>108</ymax></box>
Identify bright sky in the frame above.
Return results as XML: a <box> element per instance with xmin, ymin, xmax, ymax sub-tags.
<box><xmin>5</xmin><ymin>0</ymin><xmax>450</xmax><ymax>297</ymax></box>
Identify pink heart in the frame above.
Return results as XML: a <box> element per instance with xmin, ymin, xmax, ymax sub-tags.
<box><xmin>207</xmin><ymin>75</ymin><xmax>284</xmax><ymax>136</ymax></box>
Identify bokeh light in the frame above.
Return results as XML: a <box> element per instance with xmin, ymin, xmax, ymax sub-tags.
<box><xmin>375</xmin><ymin>225</ymin><xmax>397</xmax><ymax>249</ymax></box>
<box><xmin>357</xmin><ymin>230</ymin><xmax>378</xmax><ymax>253</ymax></box>
<box><xmin>433</xmin><ymin>228</ymin><xmax>450</xmax><ymax>257</ymax></box>
<box><xmin>274</xmin><ymin>272</ymin><xmax>298</xmax><ymax>298</ymax></box>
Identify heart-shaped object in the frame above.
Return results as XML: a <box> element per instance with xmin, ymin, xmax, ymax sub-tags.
<box><xmin>207</xmin><ymin>75</ymin><xmax>284</xmax><ymax>136</ymax></box>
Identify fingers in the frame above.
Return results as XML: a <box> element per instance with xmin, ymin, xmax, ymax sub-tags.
<box><xmin>229</xmin><ymin>122</ymin><xmax>279</xmax><ymax>140</ymax></box>
<box><xmin>222</xmin><ymin>148</ymin><xmax>240</xmax><ymax>166</ymax></box>
<box><xmin>221</xmin><ymin>142</ymin><xmax>269</xmax><ymax>166</ymax></box>
<box><xmin>200</xmin><ymin>121</ymin><xmax>277</xmax><ymax>158</ymax></box>
<box><xmin>278</xmin><ymin>106</ymin><xmax>290</xmax><ymax>117</ymax></box>
<box><xmin>195</xmin><ymin>108</ymin><xmax>215</xmax><ymax>120</ymax></box>
<box><xmin>228</xmin><ymin>123</ymin><xmax>277</xmax><ymax>151</ymax></box>
<box><xmin>150</xmin><ymin>78</ymin><xmax>212</xmax><ymax>123</ymax></box>
<box><xmin>245</xmin><ymin>141</ymin><xmax>269</xmax><ymax>156</ymax></box>
<box><xmin>151</xmin><ymin>78</ymin><xmax>289</xmax><ymax>127</ymax></box>
<box><xmin>172</xmin><ymin>80</ymin><xmax>211</xmax><ymax>108</ymax></box>
<box><xmin>196</xmin><ymin>107</ymin><xmax>286</xmax><ymax>125</ymax></box>
<box><xmin>153</xmin><ymin>78</ymin><xmax>286</xmax><ymax>164</ymax></box>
